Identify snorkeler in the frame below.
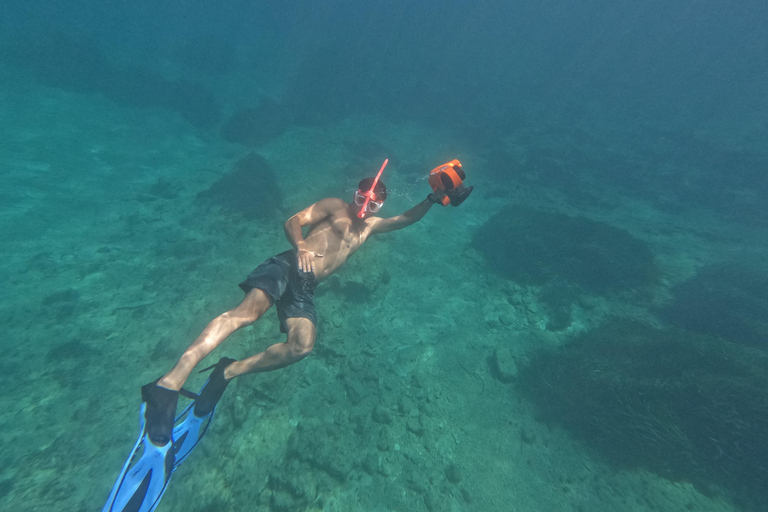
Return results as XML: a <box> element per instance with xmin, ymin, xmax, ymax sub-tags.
<box><xmin>102</xmin><ymin>159</ymin><xmax>471</xmax><ymax>512</ymax></box>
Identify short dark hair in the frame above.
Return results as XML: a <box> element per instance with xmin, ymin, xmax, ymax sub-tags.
<box><xmin>357</xmin><ymin>178</ymin><xmax>387</xmax><ymax>201</ymax></box>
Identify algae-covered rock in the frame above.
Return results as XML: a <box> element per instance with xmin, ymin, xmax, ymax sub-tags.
<box><xmin>220</xmin><ymin>100</ymin><xmax>291</xmax><ymax>146</ymax></box>
<box><xmin>662</xmin><ymin>263</ymin><xmax>768</xmax><ymax>347</ymax></box>
<box><xmin>11</xmin><ymin>33</ymin><xmax>220</xmax><ymax>129</ymax></box>
<box><xmin>473</xmin><ymin>206</ymin><xmax>657</xmax><ymax>293</ymax></box>
<box><xmin>521</xmin><ymin>320</ymin><xmax>768</xmax><ymax>508</ymax></box>
<box><xmin>197</xmin><ymin>153</ymin><xmax>282</xmax><ymax>220</ymax></box>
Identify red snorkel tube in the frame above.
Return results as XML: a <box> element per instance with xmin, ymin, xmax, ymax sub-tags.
<box><xmin>357</xmin><ymin>158</ymin><xmax>389</xmax><ymax>218</ymax></box>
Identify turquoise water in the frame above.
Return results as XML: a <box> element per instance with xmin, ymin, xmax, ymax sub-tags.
<box><xmin>1</xmin><ymin>1</ymin><xmax>767</xmax><ymax>511</ymax></box>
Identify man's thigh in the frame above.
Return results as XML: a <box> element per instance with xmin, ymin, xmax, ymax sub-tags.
<box><xmin>284</xmin><ymin>317</ymin><xmax>316</xmax><ymax>352</ymax></box>
<box><xmin>231</xmin><ymin>288</ymin><xmax>273</xmax><ymax>322</ymax></box>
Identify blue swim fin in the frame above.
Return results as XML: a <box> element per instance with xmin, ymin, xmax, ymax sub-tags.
<box><xmin>172</xmin><ymin>357</ymin><xmax>234</xmax><ymax>469</ymax></box>
<box><xmin>102</xmin><ymin>403</ymin><xmax>174</xmax><ymax>512</ymax></box>
<box><xmin>103</xmin><ymin>358</ymin><xmax>234</xmax><ymax>511</ymax></box>
<box><xmin>171</xmin><ymin>394</ymin><xmax>215</xmax><ymax>469</ymax></box>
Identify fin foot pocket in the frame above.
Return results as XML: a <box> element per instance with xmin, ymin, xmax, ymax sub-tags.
<box><xmin>193</xmin><ymin>357</ymin><xmax>236</xmax><ymax>416</ymax></box>
<box><xmin>140</xmin><ymin>382</ymin><xmax>179</xmax><ymax>446</ymax></box>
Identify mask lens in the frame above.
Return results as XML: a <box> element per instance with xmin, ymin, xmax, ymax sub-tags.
<box><xmin>354</xmin><ymin>190</ymin><xmax>383</xmax><ymax>213</ymax></box>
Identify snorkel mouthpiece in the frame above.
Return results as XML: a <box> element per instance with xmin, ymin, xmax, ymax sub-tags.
<box><xmin>357</xmin><ymin>158</ymin><xmax>389</xmax><ymax>218</ymax></box>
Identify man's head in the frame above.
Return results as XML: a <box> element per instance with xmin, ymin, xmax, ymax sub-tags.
<box><xmin>354</xmin><ymin>177</ymin><xmax>387</xmax><ymax>216</ymax></box>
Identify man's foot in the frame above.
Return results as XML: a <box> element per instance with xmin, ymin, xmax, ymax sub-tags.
<box><xmin>193</xmin><ymin>357</ymin><xmax>236</xmax><ymax>417</ymax></box>
<box><xmin>140</xmin><ymin>381</ymin><xmax>179</xmax><ymax>446</ymax></box>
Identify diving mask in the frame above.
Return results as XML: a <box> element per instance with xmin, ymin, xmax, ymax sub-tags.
<box><xmin>356</xmin><ymin>158</ymin><xmax>389</xmax><ymax>218</ymax></box>
<box><xmin>354</xmin><ymin>190</ymin><xmax>383</xmax><ymax>213</ymax></box>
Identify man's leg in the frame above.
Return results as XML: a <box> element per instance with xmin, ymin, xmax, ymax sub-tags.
<box><xmin>158</xmin><ymin>288</ymin><xmax>273</xmax><ymax>391</ymax></box>
<box><xmin>141</xmin><ymin>288</ymin><xmax>272</xmax><ymax>446</ymax></box>
<box><xmin>223</xmin><ymin>317</ymin><xmax>316</xmax><ymax>379</ymax></box>
<box><xmin>186</xmin><ymin>318</ymin><xmax>315</xmax><ymax>418</ymax></box>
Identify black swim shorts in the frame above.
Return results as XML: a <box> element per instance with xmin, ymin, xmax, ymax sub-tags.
<box><xmin>239</xmin><ymin>250</ymin><xmax>318</xmax><ymax>333</ymax></box>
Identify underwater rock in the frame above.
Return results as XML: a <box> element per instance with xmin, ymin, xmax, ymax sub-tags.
<box><xmin>398</xmin><ymin>162</ymin><xmax>428</xmax><ymax>184</ymax></box>
<box><xmin>361</xmin><ymin>451</ymin><xmax>379</xmax><ymax>474</ymax></box>
<box><xmin>265</xmin><ymin>470</ymin><xmax>315</xmax><ymax>512</ymax></box>
<box><xmin>158</xmin><ymin>77</ymin><xmax>220</xmax><ymax>129</ymax></box>
<box><xmin>406</xmin><ymin>416</ymin><xmax>424</xmax><ymax>437</ymax></box>
<box><xmin>372</xmin><ymin>404</ymin><xmax>394</xmax><ymax>425</ymax></box>
<box><xmin>490</xmin><ymin>346</ymin><xmax>518</xmax><ymax>383</ymax></box>
<box><xmin>10</xmin><ymin>32</ymin><xmax>220</xmax><ymax>129</ymax></box>
<box><xmin>326</xmin><ymin>278</ymin><xmax>374</xmax><ymax>303</ymax></box>
<box><xmin>376</xmin><ymin>428</ymin><xmax>395</xmax><ymax>451</ymax></box>
<box><xmin>148</xmin><ymin>177</ymin><xmax>179</xmax><ymax>200</ymax></box>
<box><xmin>221</xmin><ymin>100</ymin><xmax>291</xmax><ymax>146</ymax></box>
<box><xmin>46</xmin><ymin>340</ymin><xmax>91</xmax><ymax>362</ymax></box>
<box><xmin>423</xmin><ymin>491</ymin><xmax>445</xmax><ymax>512</ymax></box>
<box><xmin>197</xmin><ymin>153</ymin><xmax>282</xmax><ymax>219</ymax></box>
<box><xmin>343</xmin><ymin>378</ymin><xmax>367</xmax><ymax>405</ymax></box>
<box><xmin>282</xmin><ymin>43</ymin><xmax>363</xmax><ymax>126</ymax></box>
<box><xmin>472</xmin><ymin>206</ymin><xmax>657</xmax><ymax>294</ymax></box>
<box><xmin>339</xmin><ymin>140</ymin><xmax>400</xmax><ymax>183</ymax></box>
<box><xmin>662</xmin><ymin>263</ymin><xmax>768</xmax><ymax>348</ymax></box>
<box><xmin>622</xmin><ymin>133</ymin><xmax>768</xmax><ymax>223</ymax></box>
<box><xmin>520</xmin><ymin>320</ymin><xmax>768</xmax><ymax>508</ymax></box>
<box><xmin>286</xmin><ymin>422</ymin><xmax>353</xmax><ymax>481</ymax></box>
<box><xmin>42</xmin><ymin>288</ymin><xmax>81</xmax><ymax>321</ymax></box>
<box><xmin>445</xmin><ymin>462</ymin><xmax>462</xmax><ymax>484</ymax></box>
<box><xmin>539</xmin><ymin>281</ymin><xmax>578</xmax><ymax>331</ymax></box>
<box><xmin>270</xmin><ymin>491</ymin><xmax>295</xmax><ymax>512</ymax></box>
<box><xmin>545</xmin><ymin>308</ymin><xmax>571</xmax><ymax>331</ymax></box>
<box><xmin>523</xmin><ymin>148</ymin><xmax>587</xmax><ymax>192</ymax></box>
<box><xmin>0</xmin><ymin>479</ymin><xmax>14</xmax><ymax>501</ymax></box>
<box><xmin>13</xmin><ymin>32</ymin><xmax>113</xmax><ymax>93</ymax></box>
<box><xmin>109</xmin><ymin>69</ymin><xmax>220</xmax><ymax>129</ymax></box>
<box><xmin>174</xmin><ymin>35</ymin><xmax>236</xmax><ymax>76</ymax></box>
<box><xmin>45</xmin><ymin>339</ymin><xmax>98</xmax><ymax>390</ymax></box>
<box><xmin>42</xmin><ymin>288</ymin><xmax>80</xmax><ymax>305</ymax></box>
<box><xmin>344</xmin><ymin>139</ymin><xmax>395</xmax><ymax>165</ymax></box>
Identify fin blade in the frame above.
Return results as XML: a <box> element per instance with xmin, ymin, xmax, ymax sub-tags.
<box><xmin>102</xmin><ymin>432</ymin><xmax>173</xmax><ymax>512</ymax></box>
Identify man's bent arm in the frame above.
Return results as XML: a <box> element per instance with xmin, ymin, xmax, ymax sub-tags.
<box><xmin>370</xmin><ymin>197</ymin><xmax>435</xmax><ymax>234</ymax></box>
<box><xmin>285</xmin><ymin>198</ymin><xmax>342</xmax><ymax>271</ymax></box>
<box><xmin>284</xmin><ymin>198</ymin><xmax>341</xmax><ymax>250</ymax></box>
<box><xmin>285</xmin><ymin>214</ymin><xmax>317</xmax><ymax>272</ymax></box>
<box><xmin>284</xmin><ymin>215</ymin><xmax>308</xmax><ymax>251</ymax></box>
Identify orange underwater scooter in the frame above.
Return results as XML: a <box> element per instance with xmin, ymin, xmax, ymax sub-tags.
<box><xmin>428</xmin><ymin>159</ymin><xmax>473</xmax><ymax>206</ymax></box>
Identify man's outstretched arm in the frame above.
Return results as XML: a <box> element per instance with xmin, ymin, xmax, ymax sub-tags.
<box><xmin>369</xmin><ymin>194</ymin><xmax>441</xmax><ymax>235</ymax></box>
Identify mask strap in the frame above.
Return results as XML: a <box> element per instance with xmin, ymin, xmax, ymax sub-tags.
<box><xmin>358</xmin><ymin>158</ymin><xmax>388</xmax><ymax>218</ymax></box>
